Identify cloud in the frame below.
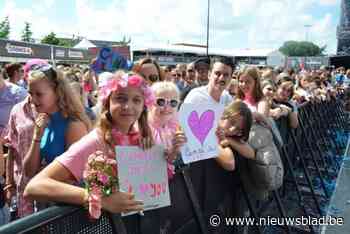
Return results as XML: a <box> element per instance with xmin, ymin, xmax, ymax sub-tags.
<box><xmin>0</xmin><ymin>0</ymin><xmax>339</xmax><ymax>54</ymax></box>
<box><xmin>224</xmin><ymin>0</ymin><xmax>338</xmax><ymax>52</ymax></box>
<box><xmin>319</xmin><ymin>0</ymin><xmax>339</xmax><ymax>6</ymax></box>
<box><xmin>0</xmin><ymin>0</ymin><xmax>55</xmax><ymax>39</ymax></box>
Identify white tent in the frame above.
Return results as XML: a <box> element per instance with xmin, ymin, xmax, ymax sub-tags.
<box><xmin>73</xmin><ymin>38</ymin><xmax>96</xmax><ymax>49</ymax></box>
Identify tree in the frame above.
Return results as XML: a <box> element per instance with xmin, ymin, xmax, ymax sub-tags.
<box><xmin>41</xmin><ymin>32</ymin><xmax>60</xmax><ymax>45</ymax></box>
<box><xmin>0</xmin><ymin>16</ymin><xmax>10</xmax><ymax>39</ymax></box>
<box><xmin>279</xmin><ymin>41</ymin><xmax>326</xmax><ymax>56</ymax></box>
<box><xmin>21</xmin><ymin>22</ymin><xmax>33</xmax><ymax>42</ymax></box>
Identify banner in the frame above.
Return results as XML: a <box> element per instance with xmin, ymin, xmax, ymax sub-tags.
<box><xmin>90</xmin><ymin>47</ymin><xmax>132</xmax><ymax>74</ymax></box>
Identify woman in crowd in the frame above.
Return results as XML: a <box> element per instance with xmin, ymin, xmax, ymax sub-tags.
<box><xmin>0</xmin><ymin>69</ymin><xmax>27</xmax><ymax>137</ymax></box>
<box><xmin>4</xmin><ymin>63</ymin><xmax>24</xmax><ymax>87</ymax></box>
<box><xmin>294</xmin><ymin>73</ymin><xmax>312</xmax><ymax>103</ymax></box>
<box><xmin>69</xmin><ymin>81</ymin><xmax>96</xmax><ymax>122</ymax></box>
<box><xmin>148</xmin><ymin>81</ymin><xmax>186</xmax><ymax>178</ymax></box>
<box><xmin>6</xmin><ymin>63</ymin><xmax>90</xmax><ymax>218</ymax></box>
<box><xmin>272</xmin><ymin>81</ymin><xmax>299</xmax><ymax>142</ymax></box>
<box><xmin>134</xmin><ymin>58</ymin><xmax>163</xmax><ymax>85</ymax></box>
<box><xmin>236</xmin><ymin>66</ymin><xmax>271</xmax><ymax>126</ymax></box>
<box><xmin>261</xmin><ymin>79</ymin><xmax>285</xmax><ymax>120</ymax></box>
<box><xmin>24</xmin><ymin>71</ymin><xmax>158</xmax><ymax>214</ymax></box>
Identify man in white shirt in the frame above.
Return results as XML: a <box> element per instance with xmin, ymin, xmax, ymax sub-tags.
<box><xmin>184</xmin><ymin>57</ymin><xmax>234</xmax><ymax>106</ymax></box>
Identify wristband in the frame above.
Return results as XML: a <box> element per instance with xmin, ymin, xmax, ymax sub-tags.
<box><xmin>83</xmin><ymin>189</ymin><xmax>89</xmax><ymax>209</ymax></box>
<box><xmin>32</xmin><ymin>138</ymin><xmax>41</xmax><ymax>143</ymax></box>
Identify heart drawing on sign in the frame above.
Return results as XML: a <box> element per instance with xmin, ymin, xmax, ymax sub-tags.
<box><xmin>188</xmin><ymin>110</ymin><xmax>215</xmax><ymax>146</ymax></box>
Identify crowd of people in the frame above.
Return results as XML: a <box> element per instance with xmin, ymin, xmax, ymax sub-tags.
<box><xmin>0</xmin><ymin>55</ymin><xmax>349</xmax><ymax>230</ymax></box>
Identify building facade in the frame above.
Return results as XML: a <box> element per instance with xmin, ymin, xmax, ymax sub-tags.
<box><xmin>337</xmin><ymin>0</ymin><xmax>350</xmax><ymax>55</ymax></box>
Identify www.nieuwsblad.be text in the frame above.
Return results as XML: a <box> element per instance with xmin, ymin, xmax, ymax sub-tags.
<box><xmin>209</xmin><ymin>215</ymin><xmax>344</xmax><ymax>227</ymax></box>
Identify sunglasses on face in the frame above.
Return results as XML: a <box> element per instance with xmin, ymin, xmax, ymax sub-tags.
<box><xmin>147</xmin><ymin>74</ymin><xmax>159</xmax><ymax>82</ymax></box>
<box><xmin>156</xmin><ymin>98</ymin><xmax>179</xmax><ymax>108</ymax></box>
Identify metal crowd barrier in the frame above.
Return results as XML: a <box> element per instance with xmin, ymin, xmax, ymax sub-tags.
<box><xmin>0</xmin><ymin>97</ymin><xmax>348</xmax><ymax>234</ymax></box>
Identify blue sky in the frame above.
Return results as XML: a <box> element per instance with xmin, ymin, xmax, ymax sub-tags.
<box><xmin>0</xmin><ymin>0</ymin><xmax>341</xmax><ymax>54</ymax></box>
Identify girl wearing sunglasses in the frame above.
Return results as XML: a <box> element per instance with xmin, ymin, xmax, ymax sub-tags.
<box><xmin>148</xmin><ymin>82</ymin><xmax>187</xmax><ymax>179</ymax></box>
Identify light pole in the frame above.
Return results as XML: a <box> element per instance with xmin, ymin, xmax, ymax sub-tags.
<box><xmin>304</xmin><ymin>24</ymin><xmax>312</xmax><ymax>41</ymax></box>
<box><xmin>206</xmin><ymin>0</ymin><xmax>210</xmax><ymax>56</ymax></box>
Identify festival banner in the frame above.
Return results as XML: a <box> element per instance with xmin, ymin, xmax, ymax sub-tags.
<box><xmin>90</xmin><ymin>47</ymin><xmax>132</xmax><ymax>74</ymax></box>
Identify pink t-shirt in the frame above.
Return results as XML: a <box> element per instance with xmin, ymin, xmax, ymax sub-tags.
<box><xmin>148</xmin><ymin>115</ymin><xmax>179</xmax><ymax>179</ymax></box>
<box><xmin>56</xmin><ymin>128</ymin><xmax>139</xmax><ymax>182</ymax></box>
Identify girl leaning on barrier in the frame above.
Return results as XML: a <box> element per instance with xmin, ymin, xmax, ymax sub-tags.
<box><xmin>215</xmin><ymin>101</ymin><xmax>255</xmax><ymax>170</ymax></box>
<box><xmin>5</xmin><ymin>61</ymin><xmax>90</xmax><ymax>218</ymax></box>
<box><xmin>24</xmin><ymin>71</ymin><xmax>159</xmax><ymax>214</ymax></box>
<box><xmin>273</xmin><ymin>81</ymin><xmax>299</xmax><ymax>129</ymax></box>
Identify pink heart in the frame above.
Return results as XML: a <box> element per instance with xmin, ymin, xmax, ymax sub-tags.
<box><xmin>188</xmin><ymin>110</ymin><xmax>215</xmax><ymax>146</ymax></box>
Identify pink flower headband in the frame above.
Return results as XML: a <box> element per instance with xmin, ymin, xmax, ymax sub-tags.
<box><xmin>99</xmin><ymin>73</ymin><xmax>155</xmax><ymax>107</ymax></box>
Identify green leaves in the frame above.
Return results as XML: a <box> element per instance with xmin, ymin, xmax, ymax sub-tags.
<box><xmin>21</xmin><ymin>22</ymin><xmax>33</xmax><ymax>42</ymax></box>
<box><xmin>279</xmin><ymin>41</ymin><xmax>326</xmax><ymax>56</ymax></box>
<box><xmin>0</xmin><ymin>16</ymin><xmax>10</xmax><ymax>39</ymax></box>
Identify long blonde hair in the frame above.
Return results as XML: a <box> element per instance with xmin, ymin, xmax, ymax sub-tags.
<box><xmin>28</xmin><ymin>68</ymin><xmax>91</xmax><ymax>130</ymax></box>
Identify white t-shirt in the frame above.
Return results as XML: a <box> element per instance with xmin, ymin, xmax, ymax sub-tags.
<box><xmin>183</xmin><ymin>85</ymin><xmax>233</xmax><ymax>106</ymax></box>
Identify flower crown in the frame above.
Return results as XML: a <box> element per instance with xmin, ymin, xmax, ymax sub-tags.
<box><xmin>99</xmin><ymin>73</ymin><xmax>155</xmax><ymax>107</ymax></box>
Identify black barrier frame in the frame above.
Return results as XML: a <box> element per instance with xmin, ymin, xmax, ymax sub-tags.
<box><xmin>0</xmin><ymin>98</ymin><xmax>348</xmax><ymax>234</ymax></box>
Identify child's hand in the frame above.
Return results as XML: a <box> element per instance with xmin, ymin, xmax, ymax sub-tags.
<box><xmin>101</xmin><ymin>191</ymin><xmax>144</xmax><ymax>214</ymax></box>
<box><xmin>164</xmin><ymin>130</ymin><xmax>187</xmax><ymax>162</ymax></box>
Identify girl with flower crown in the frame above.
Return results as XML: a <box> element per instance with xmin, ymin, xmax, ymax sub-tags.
<box><xmin>23</xmin><ymin>71</ymin><xmax>158</xmax><ymax>214</ymax></box>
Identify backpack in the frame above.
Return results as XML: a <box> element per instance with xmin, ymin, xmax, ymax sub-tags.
<box><xmin>246</xmin><ymin>123</ymin><xmax>284</xmax><ymax>191</ymax></box>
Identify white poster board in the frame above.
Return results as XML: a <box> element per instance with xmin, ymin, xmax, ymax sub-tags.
<box><xmin>116</xmin><ymin>145</ymin><xmax>170</xmax><ymax>216</ymax></box>
<box><xmin>179</xmin><ymin>103</ymin><xmax>224</xmax><ymax>164</ymax></box>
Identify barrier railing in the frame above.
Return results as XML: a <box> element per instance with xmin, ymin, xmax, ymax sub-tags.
<box><xmin>0</xmin><ymin>97</ymin><xmax>348</xmax><ymax>234</ymax></box>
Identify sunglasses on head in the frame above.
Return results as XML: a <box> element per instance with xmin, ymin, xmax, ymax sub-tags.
<box><xmin>30</xmin><ymin>64</ymin><xmax>57</xmax><ymax>79</ymax></box>
<box><xmin>156</xmin><ymin>98</ymin><xmax>179</xmax><ymax>108</ymax></box>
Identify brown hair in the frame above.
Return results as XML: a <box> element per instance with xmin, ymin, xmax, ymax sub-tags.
<box><xmin>96</xmin><ymin>71</ymin><xmax>154</xmax><ymax>149</ymax></box>
<box><xmin>278</xmin><ymin>81</ymin><xmax>294</xmax><ymax>99</ymax></box>
<box><xmin>133</xmin><ymin>57</ymin><xmax>164</xmax><ymax>82</ymax></box>
<box><xmin>221</xmin><ymin>100</ymin><xmax>253</xmax><ymax>142</ymax></box>
<box><xmin>4</xmin><ymin>63</ymin><xmax>22</xmax><ymax>79</ymax></box>
<box><xmin>261</xmin><ymin>79</ymin><xmax>276</xmax><ymax>91</ymax></box>
<box><xmin>237</xmin><ymin>66</ymin><xmax>264</xmax><ymax>103</ymax></box>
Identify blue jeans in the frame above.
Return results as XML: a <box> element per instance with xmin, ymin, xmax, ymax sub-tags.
<box><xmin>0</xmin><ymin>204</ymin><xmax>10</xmax><ymax>226</ymax></box>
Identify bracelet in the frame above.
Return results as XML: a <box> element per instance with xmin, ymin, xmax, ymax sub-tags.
<box><xmin>83</xmin><ymin>189</ymin><xmax>89</xmax><ymax>209</ymax></box>
<box><xmin>32</xmin><ymin>138</ymin><xmax>41</xmax><ymax>143</ymax></box>
<box><xmin>3</xmin><ymin>183</ymin><xmax>14</xmax><ymax>191</ymax></box>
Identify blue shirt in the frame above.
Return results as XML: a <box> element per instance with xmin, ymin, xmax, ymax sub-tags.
<box><xmin>40</xmin><ymin>111</ymin><xmax>70</xmax><ymax>164</ymax></box>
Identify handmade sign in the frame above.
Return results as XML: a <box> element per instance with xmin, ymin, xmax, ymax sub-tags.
<box><xmin>116</xmin><ymin>145</ymin><xmax>170</xmax><ymax>216</ymax></box>
<box><xmin>179</xmin><ymin>103</ymin><xmax>224</xmax><ymax>164</ymax></box>
<box><xmin>90</xmin><ymin>47</ymin><xmax>132</xmax><ymax>74</ymax></box>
